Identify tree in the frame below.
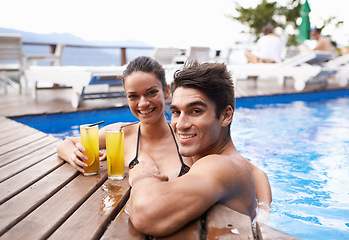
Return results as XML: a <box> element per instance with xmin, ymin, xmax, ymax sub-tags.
<box><xmin>230</xmin><ymin>0</ymin><xmax>342</xmax><ymax>47</ymax></box>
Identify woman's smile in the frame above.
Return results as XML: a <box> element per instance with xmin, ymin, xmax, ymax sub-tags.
<box><xmin>138</xmin><ymin>107</ymin><xmax>156</xmax><ymax>115</ymax></box>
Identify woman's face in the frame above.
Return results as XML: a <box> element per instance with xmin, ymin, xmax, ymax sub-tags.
<box><xmin>124</xmin><ymin>71</ymin><xmax>169</xmax><ymax>124</ymax></box>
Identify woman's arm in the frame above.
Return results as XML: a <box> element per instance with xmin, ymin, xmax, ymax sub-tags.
<box><xmin>245</xmin><ymin>160</ymin><xmax>272</xmax><ymax>207</ymax></box>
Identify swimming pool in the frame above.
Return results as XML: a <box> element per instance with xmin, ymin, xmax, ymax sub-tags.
<box><xmin>12</xmin><ymin>89</ymin><xmax>349</xmax><ymax>240</ymax></box>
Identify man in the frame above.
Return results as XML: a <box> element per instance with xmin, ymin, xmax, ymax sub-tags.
<box><xmin>309</xmin><ymin>27</ymin><xmax>333</xmax><ymax>53</ymax></box>
<box><xmin>128</xmin><ymin>61</ymin><xmax>256</xmax><ymax>237</ymax></box>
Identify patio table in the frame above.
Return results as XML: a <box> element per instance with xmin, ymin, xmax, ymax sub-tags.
<box><xmin>0</xmin><ymin>117</ymin><xmax>299</xmax><ymax>239</ymax></box>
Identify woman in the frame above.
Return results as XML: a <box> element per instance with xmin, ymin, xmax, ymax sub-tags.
<box><xmin>57</xmin><ymin>56</ymin><xmax>191</xmax><ymax>180</ymax></box>
<box><xmin>57</xmin><ymin>56</ymin><xmax>271</xmax><ymax>209</ymax></box>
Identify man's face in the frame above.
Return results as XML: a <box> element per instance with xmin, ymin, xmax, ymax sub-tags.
<box><xmin>170</xmin><ymin>87</ymin><xmax>223</xmax><ymax>160</ymax></box>
<box><xmin>309</xmin><ymin>30</ymin><xmax>320</xmax><ymax>40</ymax></box>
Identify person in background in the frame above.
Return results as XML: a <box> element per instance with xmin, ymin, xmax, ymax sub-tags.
<box><xmin>245</xmin><ymin>23</ymin><xmax>285</xmax><ymax>63</ymax></box>
<box><xmin>128</xmin><ymin>61</ymin><xmax>271</xmax><ymax>237</ymax></box>
<box><xmin>309</xmin><ymin>27</ymin><xmax>334</xmax><ymax>53</ymax></box>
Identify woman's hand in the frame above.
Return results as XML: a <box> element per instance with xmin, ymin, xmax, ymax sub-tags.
<box><xmin>99</xmin><ymin>149</ymin><xmax>107</xmax><ymax>161</ymax></box>
<box><xmin>69</xmin><ymin>142</ymin><xmax>88</xmax><ymax>173</ymax></box>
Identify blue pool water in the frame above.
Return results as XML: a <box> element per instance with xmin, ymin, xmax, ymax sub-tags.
<box><xmin>12</xmin><ymin>89</ymin><xmax>349</xmax><ymax>240</ymax></box>
<box><xmin>13</xmin><ymin>107</ymin><xmax>140</xmax><ymax>140</ymax></box>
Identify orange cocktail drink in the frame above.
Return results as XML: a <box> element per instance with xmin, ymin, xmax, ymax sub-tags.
<box><xmin>80</xmin><ymin>124</ymin><xmax>100</xmax><ymax>175</ymax></box>
<box><xmin>105</xmin><ymin>126</ymin><xmax>125</xmax><ymax>180</ymax></box>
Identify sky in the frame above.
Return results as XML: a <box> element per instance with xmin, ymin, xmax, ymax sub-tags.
<box><xmin>1</xmin><ymin>0</ymin><xmax>348</xmax><ymax>49</ymax></box>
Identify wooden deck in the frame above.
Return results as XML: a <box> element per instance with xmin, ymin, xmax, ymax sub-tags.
<box><xmin>1</xmin><ymin>76</ymin><xmax>347</xmax><ymax>239</ymax></box>
<box><xmin>0</xmin><ymin>115</ymin><xmax>302</xmax><ymax>239</ymax></box>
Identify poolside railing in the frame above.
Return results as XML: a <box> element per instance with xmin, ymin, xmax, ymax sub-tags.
<box><xmin>22</xmin><ymin>42</ymin><xmax>155</xmax><ymax>66</ymax></box>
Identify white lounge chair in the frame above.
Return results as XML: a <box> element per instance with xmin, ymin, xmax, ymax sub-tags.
<box><xmin>25</xmin><ymin>65</ymin><xmax>126</xmax><ymax>108</ymax></box>
<box><xmin>321</xmin><ymin>53</ymin><xmax>349</xmax><ymax>87</ymax></box>
<box><xmin>151</xmin><ymin>47</ymin><xmax>181</xmax><ymax>65</ymax></box>
<box><xmin>0</xmin><ymin>34</ymin><xmax>26</xmax><ymax>93</ymax></box>
<box><xmin>25</xmin><ymin>62</ymin><xmax>184</xmax><ymax>108</ymax></box>
<box><xmin>24</xmin><ymin>42</ymin><xmax>65</xmax><ymax>67</ymax></box>
<box><xmin>0</xmin><ymin>34</ymin><xmax>66</xmax><ymax>93</ymax></box>
<box><xmin>187</xmin><ymin>46</ymin><xmax>211</xmax><ymax>63</ymax></box>
<box><xmin>229</xmin><ymin>51</ymin><xmax>334</xmax><ymax>91</ymax></box>
<box><xmin>335</xmin><ymin>64</ymin><xmax>349</xmax><ymax>87</ymax></box>
<box><xmin>213</xmin><ymin>48</ymin><xmax>232</xmax><ymax>64</ymax></box>
<box><xmin>172</xmin><ymin>46</ymin><xmax>212</xmax><ymax>64</ymax></box>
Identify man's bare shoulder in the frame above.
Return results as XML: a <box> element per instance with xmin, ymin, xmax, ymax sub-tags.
<box><xmin>190</xmin><ymin>153</ymin><xmax>251</xmax><ymax>181</ymax></box>
<box><xmin>187</xmin><ymin>153</ymin><xmax>255</xmax><ymax>214</ymax></box>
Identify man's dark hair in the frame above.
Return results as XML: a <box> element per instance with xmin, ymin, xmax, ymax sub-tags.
<box><xmin>309</xmin><ymin>27</ymin><xmax>321</xmax><ymax>33</ymax></box>
<box><xmin>123</xmin><ymin>56</ymin><xmax>167</xmax><ymax>91</ymax></box>
<box><xmin>171</xmin><ymin>60</ymin><xmax>235</xmax><ymax>119</ymax></box>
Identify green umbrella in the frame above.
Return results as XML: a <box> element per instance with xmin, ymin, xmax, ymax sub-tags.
<box><xmin>297</xmin><ymin>0</ymin><xmax>311</xmax><ymax>43</ymax></box>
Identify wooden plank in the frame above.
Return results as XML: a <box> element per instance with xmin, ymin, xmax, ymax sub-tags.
<box><xmin>0</xmin><ymin>90</ymin><xmax>71</xmax><ymax>117</ymax></box>
<box><xmin>1</xmin><ymin>164</ymin><xmax>108</xmax><ymax>240</ymax></box>
<box><xmin>0</xmin><ymin>117</ymin><xmax>22</xmax><ymax>132</ymax></box>
<box><xmin>100</xmin><ymin>201</ymin><xmax>146</xmax><ymax>240</ymax></box>
<box><xmin>0</xmin><ymin>134</ymin><xmax>58</xmax><ymax>167</ymax></box>
<box><xmin>102</xmin><ymin>199</ymin><xmax>201</xmax><ymax>240</ymax></box>
<box><xmin>155</xmin><ymin>219</ymin><xmax>202</xmax><ymax>240</ymax></box>
<box><xmin>49</xmin><ymin>170</ymin><xmax>130</xmax><ymax>240</ymax></box>
<box><xmin>0</xmin><ymin>123</ymin><xmax>39</xmax><ymax>146</ymax></box>
<box><xmin>206</xmin><ymin>204</ymin><xmax>254</xmax><ymax>240</ymax></box>
<box><xmin>0</xmin><ymin>164</ymin><xmax>78</xmax><ymax>235</ymax></box>
<box><xmin>0</xmin><ymin>154</ymin><xmax>64</xmax><ymax>204</ymax></box>
<box><xmin>256</xmin><ymin>222</ymin><xmax>302</xmax><ymax>240</ymax></box>
<box><xmin>0</xmin><ymin>131</ymin><xmax>47</xmax><ymax>155</ymax></box>
<box><xmin>0</xmin><ymin>140</ymin><xmax>59</xmax><ymax>182</ymax></box>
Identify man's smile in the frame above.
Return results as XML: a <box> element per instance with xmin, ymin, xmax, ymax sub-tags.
<box><xmin>177</xmin><ymin>132</ymin><xmax>196</xmax><ymax>140</ymax></box>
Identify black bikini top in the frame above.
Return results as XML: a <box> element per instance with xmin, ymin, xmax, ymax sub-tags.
<box><xmin>128</xmin><ymin>124</ymin><xmax>190</xmax><ymax>177</ymax></box>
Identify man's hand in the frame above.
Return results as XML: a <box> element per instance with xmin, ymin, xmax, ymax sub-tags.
<box><xmin>129</xmin><ymin>160</ymin><xmax>168</xmax><ymax>186</ymax></box>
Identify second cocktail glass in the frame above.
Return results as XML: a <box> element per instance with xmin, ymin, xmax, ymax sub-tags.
<box><xmin>105</xmin><ymin>125</ymin><xmax>125</xmax><ymax>180</ymax></box>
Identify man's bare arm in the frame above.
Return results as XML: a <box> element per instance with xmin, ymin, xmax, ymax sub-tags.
<box><xmin>129</xmin><ymin>155</ymin><xmax>254</xmax><ymax>236</ymax></box>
